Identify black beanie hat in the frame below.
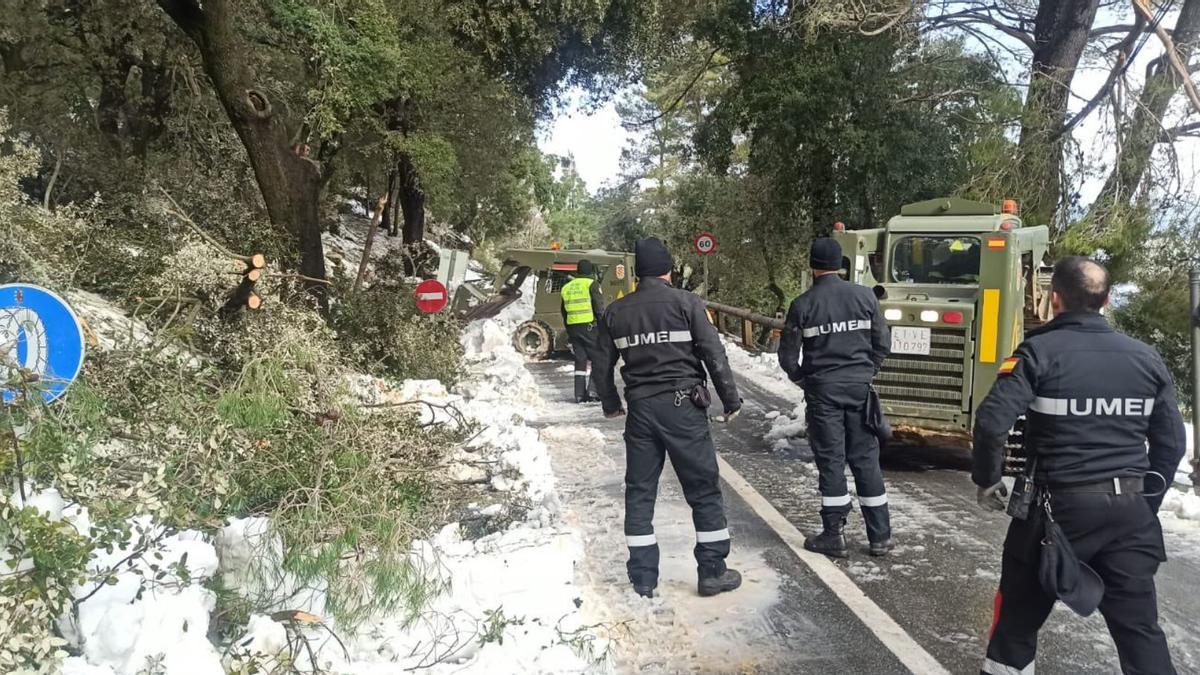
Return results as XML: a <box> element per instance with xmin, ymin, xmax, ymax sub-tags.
<box><xmin>810</xmin><ymin>237</ymin><xmax>843</xmax><ymax>271</ymax></box>
<box><xmin>634</xmin><ymin>238</ymin><xmax>673</xmax><ymax>278</ymax></box>
<box><xmin>576</xmin><ymin>259</ymin><xmax>594</xmax><ymax>276</ymax></box>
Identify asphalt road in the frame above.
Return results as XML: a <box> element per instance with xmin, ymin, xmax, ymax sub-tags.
<box><xmin>528</xmin><ymin>360</ymin><xmax>1200</xmax><ymax>675</ymax></box>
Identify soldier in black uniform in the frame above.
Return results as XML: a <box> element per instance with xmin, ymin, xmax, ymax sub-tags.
<box><xmin>592</xmin><ymin>237</ymin><xmax>744</xmax><ymax>599</ymax></box>
<box><xmin>560</xmin><ymin>259</ymin><xmax>605</xmax><ymax>403</ymax></box>
<box><xmin>778</xmin><ymin>238</ymin><xmax>893</xmax><ymax>557</ymax></box>
<box><xmin>973</xmin><ymin>256</ymin><xmax>1186</xmax><ymax>675</ymax></box>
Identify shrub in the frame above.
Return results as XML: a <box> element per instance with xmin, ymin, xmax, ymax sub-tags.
<box><xmin>331</xmin><ymin>283</ymin><xmax>464</xmax><ymax>385</ymax></box>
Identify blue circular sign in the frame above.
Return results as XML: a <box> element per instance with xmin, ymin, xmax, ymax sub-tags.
<box><xmin>1</xmin><ymin>284</ymin><xmax>86</xmax><ymax>404</ymax></box>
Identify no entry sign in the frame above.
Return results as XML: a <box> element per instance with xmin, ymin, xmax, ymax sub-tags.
<box><xmin>414</xmin><ymin>279</ymin><xmax>449</xmax><ymax>314</ymax></box>
<box><xmin>694</xmin><ymin>232</ymin><xmax>717</xmax><ymax>256</ymax></box>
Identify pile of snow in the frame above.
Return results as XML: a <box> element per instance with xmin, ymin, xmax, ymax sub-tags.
<box><xmin>720</xmin><ymin>338</ymin><xmax>808</xmax><ymax>447</ymax></box>
<box><xmin>322</xmin><ymin>214</ymin><xmax>409</xmax><ymax>281</ymax></box>
<box><xmin>1175</xmin><ymin>423</ymin><xmax>1196</xmax><ymax>485</ymax></box>
<box><xmin>46</xmin><ymin>265</ymin><xmax>597</xmax><ymax>673</ymax></box>
<box><xmin>720</xmin><ymin>337</ymin><xmax>799</xmax><ymax>401</ymax></box>
<box><xmin>764</xmin><ymin>404</ymin><xmax>808</xmax><ymax>451</ymax></box>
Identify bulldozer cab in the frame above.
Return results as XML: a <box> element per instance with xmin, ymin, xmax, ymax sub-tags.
<box><xmin>455</xmin><ymin>247</ymin><xmax>636</xmax><ymax>358</ymax></box>
<box><xmin>834</xmin><ymin>198</ymin><xmax>1050</xmax><ymax>437</ymax></box>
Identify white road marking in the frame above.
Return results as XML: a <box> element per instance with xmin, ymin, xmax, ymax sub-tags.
<box><xmin>717</xmin><ymin>455</ymin><xmax>952</xmax><ymax>675</ymax></box>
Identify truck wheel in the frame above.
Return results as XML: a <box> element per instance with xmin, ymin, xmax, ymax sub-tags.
<box><xmin>513</xmin><ymin>320</ymin><xmax>552</xmax><ymax>359</ymax></box>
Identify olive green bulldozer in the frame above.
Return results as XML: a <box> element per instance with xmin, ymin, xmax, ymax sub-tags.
<box><xmin>452</xmin><ymin>247</ymin><xmax>636</xmax><ymax>358</ymax></box>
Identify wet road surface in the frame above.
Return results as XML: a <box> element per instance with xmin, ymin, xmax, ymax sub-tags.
<box><xmin>527</xmin><ymin>360</ymin><xmax>1200</xmax><ymax>674</ymax></box>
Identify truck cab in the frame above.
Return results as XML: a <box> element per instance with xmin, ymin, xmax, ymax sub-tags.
<box><xmin>834</xmin><ymin>198</ymin><xmax>1050</xmax><ymax>436</ymax></box>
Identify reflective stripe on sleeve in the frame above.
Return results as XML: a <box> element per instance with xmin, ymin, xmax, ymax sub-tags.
<box><xmin>695</xmin><ymin>528</ymin><xmax>730</xmax><ymax>543</ymax></box>
<box><xmin>613</xmin><ymin>330</ymin><xmax>693</xmax><ymax>350</ymax></box>
<box><xmin>982</xmin><ymin>657</ymin><xmax>1034</xmax><ymax>675</ymax></box>
<box><xmin>860</xmin><ymin>494</ymin><xmax>888</xmax><ymax>507</ymax></box>
<box><xmin>1029</xmin><ymin>396</ymin><xmax>1068</xmax><ymax>416</ymax></box>
<box><xmin>626</xmin><ymin>534</ymin><xmax>657</xmax><ymax>547</ymax></box>
<box><xmin>822</xmin><ymin>494</ymin><xmax>853</xmax><ymax>507</ymax></box>
<box><xmin>574</xmin><ymin>371</ymin><xmax>588</xmax><ymax>377</ymax></box>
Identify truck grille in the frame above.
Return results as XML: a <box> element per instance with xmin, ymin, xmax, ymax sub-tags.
<box><xmin>875</xmin><ymin>328</ymin><xmax>969</xmax><ymax>414</ymax></box>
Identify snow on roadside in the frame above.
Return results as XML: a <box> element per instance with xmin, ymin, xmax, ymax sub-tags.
<box><xmin>720</xmin><ymin>338</ymin><xmax>807</xmax><ymax>449</ymax></box>
<box><xmin>325</xmin><ymin>280</ymin><xmax>599</xmax><ymax>673</ymax></box>
<box><xmin>1165</xmin><ymin>424</ymin><xmax>1200</xmax><ymax>531</ymax></box>
<box><xmin>48</xmin><ymin>265</ymin><xmax>602</xmax><ymax>673</ymax></box>
<box><xmin>1175</xmin><ymin>423</ymin><xmax>1196</xmax><ymax>486</ymax></box>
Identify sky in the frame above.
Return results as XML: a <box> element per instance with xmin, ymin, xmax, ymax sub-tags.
<box><xmin>537</xmin><ymin>9</ymin><xmax>1199</xmax><ymax>206</ymax></box>
<box><xmin>536</xmin><ymin>89</ymin><xmax>627</xmax><ymax>193</ymax></box>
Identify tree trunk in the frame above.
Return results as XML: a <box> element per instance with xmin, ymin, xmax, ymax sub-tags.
<box><xmin>1016</xmin><ymin>0</ymin><xmax>1101</xmax><ymax>227</ymax></box>
<box><xmin>156</xmin><ymin>0</ymin><xmax>328</xmax><ymax>308</ymax></box>
<box><xmin>380</xmin><ymin>169</ymin><xmax>397</xmax><ymax>234</ymax></box>
<box><xmin>397</xmin><ymin>151</ymin><xmax>426</xmax><ymax>244</ymax></box>
<box><xmin>1091</xmin><ymin>0</ymin><xmax>1200</xmax><ymax>212</ymax></box>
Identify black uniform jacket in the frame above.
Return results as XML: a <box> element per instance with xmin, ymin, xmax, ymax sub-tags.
<box><xmin>777</xmin><ymin>274</ymin><xmax>890</xmax><ymax>388</ymax></box>
<box><xmin>972</xmin><ymin>312</ymin><xmax>1186</xmax><ymax>508</ymax></box>
<box><xmin>593</xmin><ymin>277</ymin><xmax>740</xmax><ymax>415</ymax></box>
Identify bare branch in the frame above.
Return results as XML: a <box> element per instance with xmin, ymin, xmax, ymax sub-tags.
<box><xmin>925</xmin><ymin>6</ymin><xmax>1036</xmax><ymax>49</ymax></box>
<box><xmin>632</xmin><ymin>47</ymin><xmax>721</xmax><ymax>128</ymax></box>
<box><xmin>1133</xmin><ymin>0</ymin><xmax>1200</xmax><ymax>116</ymax></box>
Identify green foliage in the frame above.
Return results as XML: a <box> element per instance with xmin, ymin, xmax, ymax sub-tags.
<box><xmin>269</xmin><ymin>0</ymin><xmax>408</xmax><ymax>138</ymax></box>
<box><xmin>9</xmin><ymin>313</ymin><xmax>464</xmax><ymax>627</ymax></box>
<box><xmin>1112</xmin><ymin>215</ymin><xmax>1200</xmax><ymax>409</ymax></box>
<box><xmin>331</xmin><ymin>277</ymin><xmax>465</xmax><ymax>384</ymax></box>
<box><xmin>478</xmin><ymin>607</ymin><xmax>525</xmax><ymax>647</ymax></box>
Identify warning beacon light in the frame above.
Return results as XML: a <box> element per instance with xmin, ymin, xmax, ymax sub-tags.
<box><xmin>1001</xmin><ymin>199</ymin><xmax>1019</xmax><ymax>215</ymax></box>
<box><xmin>549</xmin><ymin>241</ymin><xmax>562</xmax><ymax>250</ymax></box>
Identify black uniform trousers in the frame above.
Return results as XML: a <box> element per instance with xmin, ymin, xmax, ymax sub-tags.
<box><xmin>803</xmin><ymin>382</ymin><xmax>891</xmax><ymax>542</ymax></box>
<box><xmin>566</xmin><ymin>324</ymin><xmax>600</xmax><ymax>403</ymax></box>
<box><xmin>624</xmin><ymin>390</ymin><xmax>729</xmax><ymax>588</ymax></box>
<box><xmin>985</xmin><ymin>491</ymin><xmax>1173</xmax><ymax>675</ymax></box>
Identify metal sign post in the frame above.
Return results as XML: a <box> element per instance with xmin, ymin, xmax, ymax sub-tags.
<box><xmin>694</xmin><ymin>232</ymin><xmax>717</xmax><ymax>297</ymax></box>
<box><xmin>1190</xmin><ymin>260</ymin><xmax>1200</xmax><ymax>494</ymax></box>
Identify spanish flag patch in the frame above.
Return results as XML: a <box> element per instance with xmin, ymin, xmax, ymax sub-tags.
<box><xmin>998</xmin><ymin>357</ymin><xmax>1019</xmax><ymax>375</ymax></box>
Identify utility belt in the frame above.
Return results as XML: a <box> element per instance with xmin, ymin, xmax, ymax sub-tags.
<box><xmin>1010</xmin><ymin>470</ymin><xmax>1160</xmax><ymax>520</ymax></box>
<box><xmin>629</xmin><ymin>380</ymin><xmax>705</xmax><ymax>407</ymax></box>
<box><xmin>672</xmin><ymin>380</ymin><xmax>709</xmax><ymax>409</ymax></box>
<box><xmin>1050</xmin><ymin>476</ymin><xmax>1144</xmax><ymax>496</ymax></box>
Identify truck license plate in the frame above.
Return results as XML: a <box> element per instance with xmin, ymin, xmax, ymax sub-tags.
<box><xmin>891</xmin><ymin>327</ymin><xmax>931</xmax><ymax>356</ymax></box>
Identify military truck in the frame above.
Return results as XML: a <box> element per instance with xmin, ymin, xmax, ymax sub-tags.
<box><xmin>834</xmin><ymin>198</ymin><xmax>1052</xmax><ymax>441</ymax></box>
<box><xmin>453</xmin><ymin>247</ymin><xmax>636</xmax><ymax>358</ymax></box>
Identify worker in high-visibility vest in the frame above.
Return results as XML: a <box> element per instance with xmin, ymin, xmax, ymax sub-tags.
<box><xmin>560</xmin><ymin>259</ymin><xmax>606</xmax><ymax>403</ymax></box>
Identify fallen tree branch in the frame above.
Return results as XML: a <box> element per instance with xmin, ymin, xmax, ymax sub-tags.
<box><xmin>159</xmin><ymin>187</ymin><xmax>265</xmax><ymax>268</ymax></box>
<box><xmin>1134</xmin><ymin>0</ymin><xmax>1200</xmax><ymax>116</ymax></box>
<box><xmin>352</xmin><ymin>194</ymin><xmax>389</xmax><ymax>293</ymax></box>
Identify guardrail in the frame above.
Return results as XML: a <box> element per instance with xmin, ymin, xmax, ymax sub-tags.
<box><xmin>704</xmin><ymin>300</ymin><xmax>785</xmax><ymax>353</ymax></box>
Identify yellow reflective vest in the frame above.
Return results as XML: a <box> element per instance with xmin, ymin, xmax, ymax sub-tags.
<box><xmin>561</xmin><ymin>277</ymin><xmax>596</xmax><ymax>325</ymax></box>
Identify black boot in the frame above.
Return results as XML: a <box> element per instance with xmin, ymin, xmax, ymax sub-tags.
<box><xmin>804</xmin><ymin>523</ymin><xmax>848</xmax><ymax>558</ymax></box>
<box><xmin>869</xmin><ymin>538</ymin><xmax>893</xmax><ymax>557</ymax></box>
<box><xmin>698</xmin><ymin>568</ymin><xmax>742</xmax><ymax>597</ymax></box>
<box><xmin>632</xmin><ymin>582</ymin><xmax>655</xmax><ymax>598</ymax></box>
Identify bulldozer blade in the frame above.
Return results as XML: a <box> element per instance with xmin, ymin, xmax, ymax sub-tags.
<box><xmin>461</xmin><ymin>291</ymin><xmax>522</xmax><ymax>323</ymax></box>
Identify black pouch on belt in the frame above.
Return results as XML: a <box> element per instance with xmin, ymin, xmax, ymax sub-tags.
<box><xmin>689</xmin><ymin>383</ymin><xmax>711</xmax><ymax>409</ymax></box>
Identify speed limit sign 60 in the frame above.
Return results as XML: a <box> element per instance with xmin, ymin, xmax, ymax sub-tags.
<box><xmin>694</xmin><ymin>232</ymin><xmax>717</xmax><ymax>256</ymax></box>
